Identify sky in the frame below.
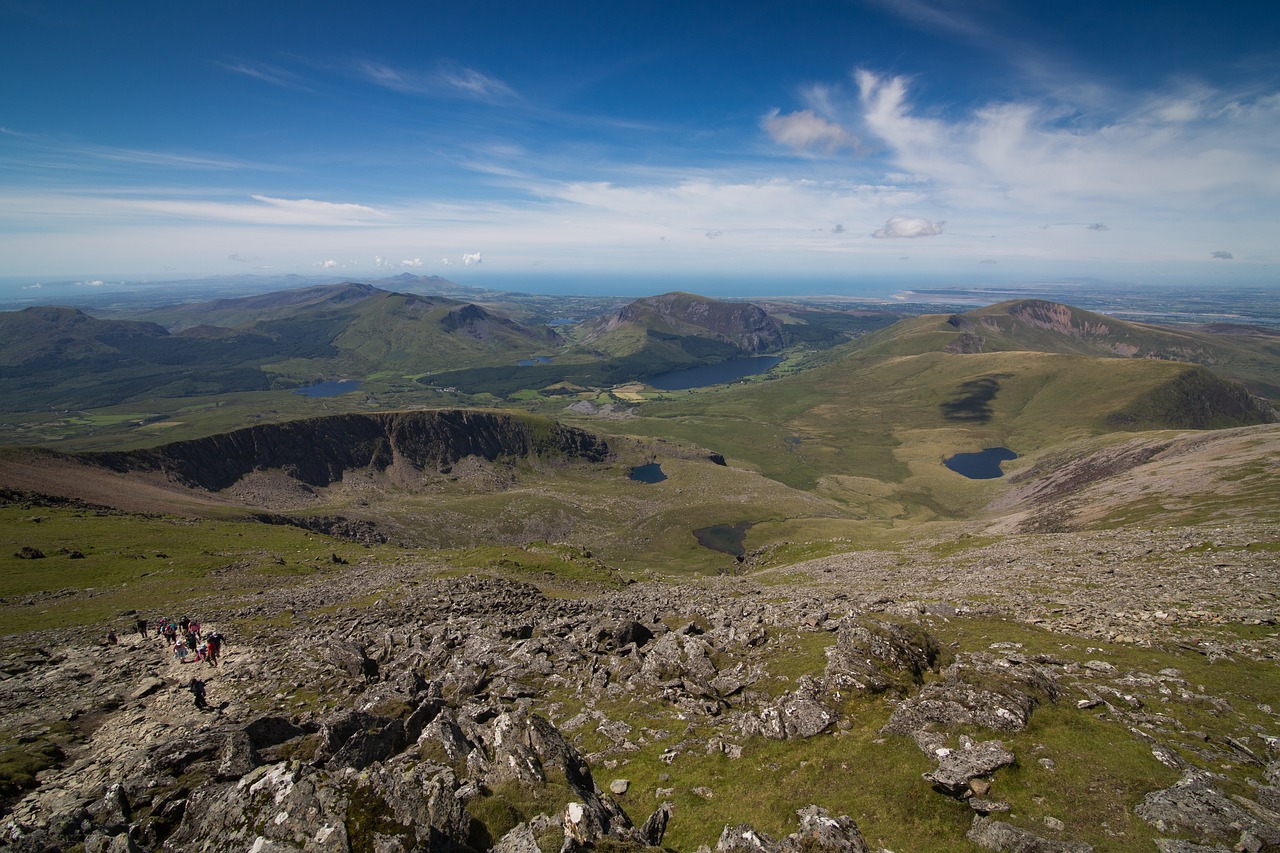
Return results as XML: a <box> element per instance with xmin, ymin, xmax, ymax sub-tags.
<box><xmin>1</xmin><ymin>0</ymin><xmax>1278</xmax><ymax>292</ymax></box>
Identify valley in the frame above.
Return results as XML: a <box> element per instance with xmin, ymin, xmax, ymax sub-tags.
<box><xmin>0</xmin><ymin>280</ymin><xmax>1277</xmax><ymax>852</ymax></box>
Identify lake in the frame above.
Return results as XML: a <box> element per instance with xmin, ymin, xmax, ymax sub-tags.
<box><xmin>629</xmin><ymin>463</ymin><xmax>667</xmax><ymax>483</ymax></box>
<box><xmin>294</xmin><ymin>380</ymin><xmax>362</xmax><ymax>397</ymax></box>
<box><xmin>646</xmin><ymin>356</ymin><xmax>783</xmax><ymax>391</ymax></box>
<box><xmin>944</xmin><ymin>447</ymin><xmax>1018</xmax><ymax>479</ymax></box>
<box><xmin>693</xmin><ymin>521</ymin><xmax>754</xmax><ymax>556</ymax></box>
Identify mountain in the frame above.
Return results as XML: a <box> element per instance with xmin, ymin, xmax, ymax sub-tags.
<box><xmin>850</xmin><ymin>299</ymin><xmax>1280</xmax><ymax>397</ymax></box>
<box><xmin>578</xmin><ymin>291</ymin><xmax>784</xmax><ymax>360</ymax></box>
<box><xmin>0</xmin><ymin>307</ymin><xmax>284</xmax><ymax>409</ymax></box>
<box><xmin>136</xmin><ymin>281</ymin><xmax>384</xmax><ymax>331</ymax></box>
<box><xmin>0</xmin><ymin>286</ymin><xmax>564</xmax><ymax>414</ymax></box>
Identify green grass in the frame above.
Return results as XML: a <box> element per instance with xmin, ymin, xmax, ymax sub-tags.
<box><xmin>0</xmin><ymin>503</ymin><xmax>387</xmax><ymax>640</ymax></box>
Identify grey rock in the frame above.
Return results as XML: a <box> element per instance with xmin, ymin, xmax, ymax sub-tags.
<box><xmin>717</xmin><ymin>824</ymin><xmax>779</xmax><ymax>852</ymax></box>
<box><xmin>640</xmin><ymin>801</ymin><xmax>674</xmax><ymax>846</ymax></box>
<box><xmin>216</xmin><ymin>730</ymin><xmax>259</xmax><ymax>780</ymax></box>
<box><xmin>128</xmin><ymin>677</ymin><xmax>165</xmax><ymax>701</ymax></box>
<box><xmin>967</xmin><ymin>815</ymin><xmax>1093</xmax><ymax>852</ymax></box>
<box><xmin>493</xmin><ymin>821</ymin><xmax>543</xmax><ymax>853</ymax></box>
<box><xmin>1136</xmin><ymin>772</ymin><xmax>1280</xmax><ymax>846</ymax></box>
<box><xmin>824</xmin><ymin>616</ymin><xmax>943</xmax><ymax>695</ymax></box>
<box><xmin>779</xmin><ymin>806</ymin><xmax>870</xmax><ymax>853</ymax></box>
<box><xmin>1153</xmin><ymin>841</ymin><xmax>1232</xmax><ymax>853</ymax></box>
<box><xmin>925</xmin><ymin>739</ymin><xmax>1016</xmax><ymax>796</ymax></box>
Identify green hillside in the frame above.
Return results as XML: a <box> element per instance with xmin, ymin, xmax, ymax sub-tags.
<box><xmin>849</xmin><ymin>299</ymin><xmax>1280</xmax><ymax>398</ymax></box>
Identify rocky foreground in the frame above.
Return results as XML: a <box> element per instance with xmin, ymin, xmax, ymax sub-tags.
<box><xmin>1</xmin><ymin>524</ymin><xmax>1278</xmax><ymax>852</ymax></box>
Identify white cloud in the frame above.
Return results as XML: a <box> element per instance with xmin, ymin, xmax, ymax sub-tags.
<box><xmin>317</xmin><ymin>259</ymin><xmax>338</xmax><ymax>269</ymax></box>
<box><xmin>1211</xmin><ymin>250</ymin><xmax>1233</xmax><ymax>259</ymax></box>
<box><xmin>401</xmin><ymin>257</ymin><xmax>424</xmax><ymax>267</ymax></box>
<box><xmin>440</xmin><ymin>258</ymin><xmax>453</xmax><ymax>265</ymax></box>
<box><xmin>853</xmin><ymin>70</ymin><xmax>1280</xmax><ymax>213</ymax></box>
<box><xmin>762</xmin><ymin>109</ymin><xmax>860</xmax><ymax>155</ymax></box>
<box><xmin>462</xmin><ymin>252</ymin><xmax>482</xmax><ymax>266</ymax></box>
<box><xmin>872</xmin><ymin>215</ymin><xmax>944</xmax><ymax>238</ymax></box>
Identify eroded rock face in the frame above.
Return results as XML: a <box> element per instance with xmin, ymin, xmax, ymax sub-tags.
<box><xmin>86</xmin><ymin>410</ymin><xmax>613</xmax><ymax>491</ymax></box>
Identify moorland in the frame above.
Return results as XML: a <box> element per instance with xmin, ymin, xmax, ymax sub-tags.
<box><xmin>0</xmin><ymin>276</ymin><xmax>1277</xmax><ymax>852</ymax></box>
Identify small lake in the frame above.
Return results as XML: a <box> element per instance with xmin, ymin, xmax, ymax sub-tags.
<box><xmin>693</xmin><ymin>521</ymin><xmax>754</xmax><ymax>557</ymax></box>
<box><xmin>517</xmin><ymin>356</ymin><xmax>552</xmax><ymax>366</ymax></box>
<box><xmin>647</xmin><ymin>356</ymin><xmax>783</xmax><ymax>391</ymax></box>
<box><xmin>294</xmin><ymin>380</ymin><xmax>363</xmax><ymax>397</ymax></box>
<box><xmin>629</xmin><ymin>463</ymin><xmax>667</xmax><ymax>483</ymax></box>
<box><xmin>944</xmin><ymin>447</ymin><xmax>1018</xmax><ymax>479</ymax></box>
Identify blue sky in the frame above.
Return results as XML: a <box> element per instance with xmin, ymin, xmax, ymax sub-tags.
<box><xmin>2</xmin><ymin>0</ymin><xmax>1277</xmax><ymax>291</ymax></box>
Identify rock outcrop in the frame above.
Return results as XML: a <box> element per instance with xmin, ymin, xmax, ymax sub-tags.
<box><xmin>86</xmin><ymin>410</ymin><xmax>612</xmax><ymax>491</ymax></box>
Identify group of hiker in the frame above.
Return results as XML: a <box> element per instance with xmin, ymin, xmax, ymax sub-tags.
<box><xmin>108</xmin><ymin>614</ymin><xmax>226</xmax><ymax>710</ymax></box>
<box><xmin>133</xmin><ymin>614</ymin><xmax>225</xmax><ymax>667</ymax></box>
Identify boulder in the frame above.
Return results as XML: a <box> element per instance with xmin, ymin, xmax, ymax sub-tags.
<box><xmin>924</xmin><ymin>738</ymin><xmax>1016</xmax><ymax>796</ymax></box>
<box><xmin>824</xmin><ymin>616</ymin><xmax>944</xmax><ymax>695</ymax></box>
<box><xmin>967</xmin><ymin>815</ymin><xmax>1093</xmax><ymax>852</ymax></box>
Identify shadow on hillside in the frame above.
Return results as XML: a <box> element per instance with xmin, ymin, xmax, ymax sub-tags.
<box><xmin>941</xmin><ymin>378</ymin><xmax>1001</xmax><ymax>423</ymax></box>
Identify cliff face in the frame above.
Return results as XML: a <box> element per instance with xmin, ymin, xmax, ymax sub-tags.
<box><xmin>86</xmin><ymin>410</ymin><xmax>611</xmax><ymax>491</ymax></box>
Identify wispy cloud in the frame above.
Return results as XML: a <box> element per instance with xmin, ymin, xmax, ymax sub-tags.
<box><xmin>217</xmin><ymin>59</ymin><xmax>307</xmax><ymax>90</ymax></box>
<box><xmin>354</xmin><ymin>59</ymin><xmax>515</xmax><ymax>102</ymax></box>
<box><xmin>0</xmin><ymin>127</ymin><xmax>281</xmax><ymax>174</ymax></box>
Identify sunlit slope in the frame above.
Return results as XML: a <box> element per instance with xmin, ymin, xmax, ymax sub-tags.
<box><xmin>589</xmin><ymin>349</ymin><xmax>1268</xmax><ymax>527</ymax></box>
<box><xmin>984</xmin><ymin>423</ymin><xmax>1280</xmax><ymax>533</ymax></box>
<box><xmin>849</xmin><ymin>299</ymin><xmax>1280</xmax><ymax>397</ymax></box>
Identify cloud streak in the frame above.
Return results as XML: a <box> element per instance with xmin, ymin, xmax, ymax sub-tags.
<box><xmin>354</xmin><ymin>60</ymin><xmax>515</xmax><ymax>101</ymax></box>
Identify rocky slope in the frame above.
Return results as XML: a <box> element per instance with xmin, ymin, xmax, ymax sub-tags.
<box><xmin>2</xmin><ymin>521</ymin><xmax>1276</xmax><ymax>852</ymax></box>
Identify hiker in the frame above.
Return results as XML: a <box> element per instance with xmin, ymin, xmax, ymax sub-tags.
<box><xmin>135</xmin><ymin>617</ymin><xmax>148</xmax><ymax>639</ymax></box>
<box><xmin>179</xmin><ymin>615</ymin><xmax>190</xmax><ymax>635</ymax></box>
<box><xmin>205</xmin><ymin>632</ymin><xmax>223</xmax><ymax>667</ymax></box>
<box><xmin>105</xmin><ymin>629</ymin><xmax>118</xmax><ymax>646</ymax></box>
<box><xmin>188</xmin><ymin>677</ymin><xmax>208</xmax><ymax>710</ymax></box>
<box><xmin>174</xmin><ymin>640</ymin><xmax>189</xmax><ymax>662</ymax></box>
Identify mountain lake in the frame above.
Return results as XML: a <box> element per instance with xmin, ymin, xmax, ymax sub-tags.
<box><xmin>693</xmin><ymin>521</ymin><xmax>754</xmax><ymax>556</ymax></box>
<box><xmin>646</xmin><ymin>356</ymin><xmax>783</xmax><ymax>390</ymax></box>
<box><xmin>629</xmin><ymin>463</ymin><xmax>667</xmax><ymax>483</ymax></box>
<box><xmin>944</xmin><ymin>447</ymin><xmax>1018</xmax><ymax>479</ymax></box>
